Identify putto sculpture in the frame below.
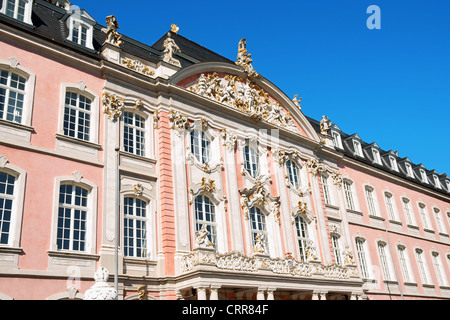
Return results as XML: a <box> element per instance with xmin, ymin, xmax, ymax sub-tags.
<box><xmin>163</xmin><ymin>32</ymin><xmax>181</xmax><ymax>67</ymax></box>
<box><xmin>102</xmin><ymin>15</ymin><xmax>123</xmax><ymax>47</ymax></box>
<box><xmin>236</xmin><ymin>39</ymin><xmax>259</xmax><ymax>78</ymax></box>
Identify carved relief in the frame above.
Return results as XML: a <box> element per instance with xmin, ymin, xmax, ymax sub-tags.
<box><xmin>168</xmin><ymin>109</ymin><xmax>188</xmax><ymax>133</ymax></box>
<box><xmin>103</xmin><ymin>93</ymin><xmax>125</xmax><ymax>122</ymax></box>
<box><xmin>121</xmin><ymin>57</ymin><xmax>155</xmax><ymax>76</ymax></box>
<box><xmin>239</xmin><ymin>180</ymin><xmax>280</xmax><ymax>220</ymax></box>
<box><xmin>188</xmin><ymin>73</ymin><xmax>299</xmax><ymax>133</ymax></box>
<box><xmin>236</xmin><ymin>39</ymin><xmax>259</xmax><ymax>78</ymax></box>
<box><xmin>220</xmin><ymin>129</ymin><xmax>237</xmax><ymax>151</ymax></box>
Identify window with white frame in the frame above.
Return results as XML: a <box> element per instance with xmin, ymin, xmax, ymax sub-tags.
<box><xmin>190</xmin><ymin>129</ymin><xmax>210</xmax><ymax>164</ymax></box>
<box><xmin>294</xmin><ymin>216</ymin><xmax>310</xmax><ymax>261</ymax></box>
<box><xmin>405</xmin><ymin>162</ymin><xmax>414</xmax><ymax>178</ymax></box>
<box><xmin>372</xmin><ymin>148</ymin><xmax>382</xmax><ymax>165</ymax></box>
<box><xmin>415</xmin><ymin>248</ymin><xmax>431</xmax><ymax>285</ymax></box>
<box><xmin>433</xmin><ymin>208</ymin><xmax>446</xmax><ymax>234</ymax></box>
<box><xmin>123</xmin><ymin>197</ymin><xmax>148</xmax><ymax>258</ymax></box>
<box><xmin>418</xmin><ymin>203</ymin><xmax>431</xmax><ymax>230</ymax></box>
<box><xmin>343</xmin><ymin>179</ymin><xmax>356</xmax><ymax>211</ymax></box>
<box><xmin>365</xmin><ymin>186</ymin><xmax>378</xmax><ymax>217</ymax></box>
<box><xmin>65</xmin><ymin>10</ymin><xmax>95</xmax><ymax>50</ymax></box>
<box><xmin>249</xmin><ymin>207</ymin><xmax>268</xmax><ymax>254</ymax></box>
<box><xmin>384</xmin><ymin>192</ymin><xmax>398</xmax><ymax>221</ymax></box>
<box><xmin>377</xmin><ymin>241</ymin><xmax>393</xmax><ymax>281</ymax></box>
<box><xmin>63</xmin><ymin>91</ymin><xmax>92</xmax><ymax>141</ymax></box>
<box><xmin>355</xmin><ymin>238</ymin><xmax>370</xmax><ymax>278</ymax></box>
<box><xmin>57</xmin><ymin>184</ymin><xmax>89</xmax><ymax>252</ymax></box>
<box><xmin>433</xmin><ymin>175</ymin><xmax>441</xmax><ymax>189</ymax></box>
<box><xmin>286</xmin><ymin>160</ymin><xmax>301</xmax><ymax>189</ymax></box>
<box><xmin>194</xmin><ymin>195</ymin><xmax>216</xmax><ymax>248</ymax></box>
<box><xmin>402</xmin><ymin>197</ymin><xmax>415</xmax><ymax>226</ymax></box>
<box><xmin>0</xmin><ymin>69</ymin><xmax>26</xmax><ymax>124</ymax></box>
<box><xmin>1</xmin><ymin>0</ymin><xmax>33</xmax><ymax>24</ymax></box>
<box><xmin>420</xmin><ymin>169</ymin><xmax>428</xmax><ymax>184</ymax></box>
<box><xmin>123</xmin><ymin>111</ymin><xmax>146</xmax><ymax>157</ymax></box>
<box><xmin>331</xmin><ymin>234</ymin><xmax>342</xmax><ymax>265</ymax></box>
<box><xmin>331</xmin><ymin>131</ymin><xmax>343</xmax><ymax>149</ymax></box>
<box><xmin>431</xmin><ymin>251</ymin><xmax>448</xmax><ymax>287</ymax></box>
<box><xmin>244</xmin><ymin>144</ymin><xmax>260</xmax><ymax>179</ymax></box>
<box><xmin>0</xmin><ymin>172</ymin><xmax>15</xmax><ymax>245</ymax></box>
<box><xmin>389</xmin><ymin>156</ymin><xmax>398</xmax><ymax>171</ymax></box>
<box><xmin>353</xmin><ymin>140</ymin><xmax>363</xmax><ymax>157</ymax></box>
<box><xmin>397</xmin><ymin>245</ymin><xmax>413</xmax><ymax>283</ymax></box>
<box><xmin>321</xmin><ymin>174</ymin><xmax>332</xmax><ymax>205</ymax></box>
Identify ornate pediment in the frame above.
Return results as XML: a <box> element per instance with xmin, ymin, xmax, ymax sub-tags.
<box><xmin>188</xmin><ymin>73</ymin><xmax>299</xmax><ymax>134</ymax></box>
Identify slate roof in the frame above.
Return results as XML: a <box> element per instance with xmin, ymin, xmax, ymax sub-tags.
<box><xmin>1</xmin><ymin>0</ymin><xmax>449</xmax><ymax>196</ymax></box>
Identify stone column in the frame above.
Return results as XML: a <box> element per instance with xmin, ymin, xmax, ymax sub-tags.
<box><xmin>210</xmin><ymin>285</ymin><xmax>221</xmax><ymax>300</ymax></box>
<box><xmin>256</xmin><ymin>288</ymin><xmax>266</xmax><ymax>300</ymax></box>
<box><xmin>196</xmin><ymin>287</ymin><xmax>208</xmax><ymax>300</ymax></box>
<box><xmin>266</xmin><ymin>288</ymin><xmax>276</xmax><ymax>300</ymax></box>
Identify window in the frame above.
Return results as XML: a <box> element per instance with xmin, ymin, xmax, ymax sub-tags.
<box><xmin>63</xmin><ymin>91</ymin><xmax>92</xmax><ymax>141</ymax></box>
<box><xmin>355</xmin><ymin>238</ymin><xmax>370</xmax><ymax>278</ymax></box>
<box><xmin>331</xmin><ymin>234</ymin><xmax>342</xmax><ymax>265</ymax></box>
<box><xmin>384</xmin><ymin>192</ymin><xmax>398</xmax><ymax>221</ymax></box>
<box><xmin>420</xmin><ymin>169</ymin><xmax>428</xmax><ymax>184</ymax></box>
<box><xmin>190</xmin><ymin>129</ymin><xmax>210</xmax><ymax>164</ymax></box>
<box><xmin>402</xmin><ymin>198</ymin><xmax>415</xmax><ymax>225</ymax></box>
<box><xmin>372</xmin><ymin>148</ymin><xmax>382</xmax><ymax>165</ymax></box>
<box><xmin>249</xmin><ymin>207</ymin><xmax>268</xmax><ymax>254</ymax></box>
<box><xmin>433</xmin><ymin>175</ymin><xmax>441</xmax><ymax>189</ymax></box>
<box><xmin>123</xmin><ymin>111</ymin><xmax>146</xmax><ymax>157</ymax></box>
<box><xmin>321</xmin><ymin>174</ymin><xmax>331</xmax><ymax>205</ymax></box>
<box><xmin>57</xmin><ymin>184</ymin><xmax>89</xmax><ymax>252</ymax></box>
<box><xmin>0</xmin><ymin>172</ymin><xmax>15</xmax><ymax>245</ymax></box>
<box><xmin>331</xmin><ymin>131</ymin><xmax>343</xmax><ymax>149</ymax></box>
<box><xmin>343</xmin><ymin>180</ymin><xmax>355</xmax><ymax>211</ymax></box>
<box><xmin>244</xmin><ymin>145</ymin><xmax>259</xmax><ymax>179</ymax></box>
<box><xmin>286</xmin><ymin>160</ymin><xmax>301</xmax><ymax>189</ymax></box>
<box><xmin>194</xmin><ymin>195</ymin><xmax>216</xmax><ymax>248</ymax></box>
<box><xmin>433</xmin><ymin>208</ymin><xmax>445</xmax><ymax>234</ymax></box>
<box><xmin>431</xmin><ymin>252</ymin><xmax>448</xmax><ymax>287</ymax></box>
<box><xmin>365</xmin><ymin>186</ymin><xmax>378</xmax><ymax>217</ymax></box>
<box><xmin>353</xmin><ymin>140</ymin><xmax>363</xmax><ymax>157</ymax></box>
<box><xmin>389</xmin><ymin>156</ymin><xmax>398</xmax><ymax>171</ymax></box>
<box><xmin>294</xmin><ymin>216</ymin><xmax>309</xmax><ymax>261</ymax></box>
<box><xmin>65</xmin><ymin>9</ymin><xmax>95</xmax><ymax>50</ymax></box>
<box><xmin>415</xmin><ymin>248</ymin><xmax>431</xmax><ymax>285</ymax></box>
<box><xmin>1</xmin><ymin>0</ymin><xmax>33</xmax><ymax>24</ymax></box>
<box><xmin>418</xmin><ymin>203</ymin><xmax>431</xmax><ymax>230</ymax></box>
<box><xmin>123</xmin><ymin>197</ymin><xmax>148</xmax><ymax>258</ymax></box>
<box><xmin>397</xmin><ymin>246</ymin><xmax>412</xmax><ymax>283</ymax></box>
<box><xmin>377</xmin><ymin>242</ymin><xmax>392</xmax><ymax>281</ymax></box>
<box><xmin>405</xmin><ymin>162</ymin><xmax>414</xmax><ymax>178</ymax></box>
<box><xmin>72</xmin><ymin>22</ymin><xmax>88</xmax><ymax>47</ymax></box>
<box><xmin>0</xmin><ymin>69</ymin><xmax>26</xmax><ymax>124</ymax></box>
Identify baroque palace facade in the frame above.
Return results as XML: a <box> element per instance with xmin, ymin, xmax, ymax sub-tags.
<box><xmin>0</xmin><ymin>0</ymin><xmax>449</xmax><ymax>300</ymax></box>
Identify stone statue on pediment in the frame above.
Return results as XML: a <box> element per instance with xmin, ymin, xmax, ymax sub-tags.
<box><xmin>163</xmin><ymin>33</ymin><xmax>181</xmax><ymax>67</ymax></box>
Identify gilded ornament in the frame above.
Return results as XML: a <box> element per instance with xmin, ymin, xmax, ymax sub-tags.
<box><xmin>103</xmin><ymin>92</ymin><xmax>125</xmax><ymax>122</ymax></box>
<box><xmin>168</xmin><ymin>109</ymin><xmax>188</xmax><ymax>132</ymax></box>
<box><xmin>171</xmin><ymin>24</ymin><xmax>180</xmax><ymax>34</ymax></box>
<box><xmin>201</xmin><ymin>177</ymin><xmax>216</xmax><ymax>193</ymax></box>
<box><xmin>121</xmin><ymin>57</ymin><xmax>155</xmax><ymax>76</ymax></box>
<box><xmin>101</xmin><ymin>15</ymin><xmax>123</xmax><ymax>47</ymax></box>
<box><xmin>137</xmin><ymin>286</ymin><xmax>148</xmax><ymax>300</ymax></box>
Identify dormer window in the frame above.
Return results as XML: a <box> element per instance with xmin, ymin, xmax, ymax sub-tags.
<box><xmin>353</xmin><ymin>140</ymin><xmax>363</xmax><ymax>158</ymax></box>
<box><xmin>331</xmin><ymin>131</ymin><xmax>343</xmax><ymax>149</ymax></box>
<box><xmin>405</xmin><ymin>162</ymin><xmax>414</xmax><ymax>178</ymax></box>
<box><xmin>1</xmin><ymin>0</ymin><xmax>33</xmax><ymax>25</ymax></box>
<box><xmin>420</xmin><ymin>169</ymin><xmax>428</xmax><ymax>184</ymax></box>
<box><xmin>446</xmin><ymin>180</ymin><xmax>450</xmax><ymax>192</ymax></box>
<box><xmin>389</xmin><ymin>156</ymin><xmax>398</xmax><ymax>172</ymax></box>
<box><xmin>433</xmin><ymin>175</ymin><xmax>441</xmax><ymax>189</ymax></box>
<box><xmin>372</xmin><ymin>148</ymin><xmax>381</xmax><ymax>165</ymax></box>
<box><xmin>64</xmin><ymin>8</ymin><xmax>96</xmax><ymax>50</ymax></box>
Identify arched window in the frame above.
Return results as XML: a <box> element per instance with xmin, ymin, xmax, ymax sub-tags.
<box><xmin>190</xmin><ymin>130</ymin><xmax>210</xmax><ymax>164</ymax></box>
<box><xmin>194</xmin><ymin>195</ymin><xmax>216</xmax><ymax>248</ymax></box>
<box><xmin>249</xmin><ymin>207</ymin><xmax>268</xmax><ymax>254</ymax></box>
<box><xmin>355</xmin><ymin>238</ymin><xmax>369</xmax><ymax>278</ymax></box>
<box><xmin>123</xmin><ymin>111</ymin><xmax>146</xmax><ymax>157</ymax></box>
<box><xmin>343</xmin><ymin>180</ymin><xmax>355</xmax><ymax>211</ymax></box>
<box><xmin>0</xmin><ymin>172</ymin><xmax>15</xmax><ymax>245</ymax></box>
<box><xmin>0</xmin><ymin>69</ymin><xmax>26</xmax><ymax>124</ymax></box>
<box><xmin>1</xmin><ymin>0</ymin><xmax>33</xmax><ymax>24</ymax></box>
<box><xmin>294</xmin><ymin>216</ymin><xmax>309</xmax><ymax>261</ymax></box>
<box><xmin>63</xmin><ymin>91</ymin><xmax>92</xmax><ymax>142</ymax></box>
<box><xmin>123</xmin><ymin>197</ymin><xmax>148</xmax><ymax>258</ymax></box>
<box><xmin>286</xmin><ymin>160</ymin><xmax>301</xmax><ymax>189</ymax></box>
<box><xmin>57</xmin><ymin>184</ymin><xmax>89</xmax><ymax>252</ymax></box>
<box><xmin>244</xmin><ymin>145</ymin><xmax>259</xmax><ymax>179</ymax></box>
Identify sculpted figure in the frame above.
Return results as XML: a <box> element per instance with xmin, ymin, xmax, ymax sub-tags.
<box><xmin>102</xmin><ymin>15</ymin><xmax>123</xmax><ymax>47</ymax></box>
<box><xmin>163</xmin><ymin>33</ymin><xmax>181</xmax><ymax>67</ymax></box>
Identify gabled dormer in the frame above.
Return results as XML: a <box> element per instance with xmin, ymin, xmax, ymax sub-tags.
<box><xmin>345</xmin><ymin>133</ymin><xmax>364</xmax><ymax>158</ymax></box>
<box><xmin>428</xmin><ymin>169</ymin><xmax>442</xmax><ymax>190</ymax></box>
<box><xmin>330</xmin><ymin>123</ymin><xmax>344</xmax><ymax>150</ymax></box>
<box><xmin>382</xmin><ymin>150</ymin><xmax>399</xmax><ymax>172</ymax></box>
<box><xmin>364</xmin><ymin>142</ymin><xmax>382</xmax><ymax>166</ymax></box>
<box><xmin>439</xmin><ymin>174</ymin><xmax>450</xmax><ymax>193</ymax></box>
<box><xmin>398</xmin><ymin>157</ymin><xmax>415</xmax><ymax>179</ymax></box>
<box><xmin>414</xmin><ymin>164</ymin><xmax>429</xmax><ymax>184</ymax></box>
<box><xmin>61</xmin><ymin>6</ymin><xmax>96</xmax><ymax>50</ymax></box>
<box><xmin>0</xmin><ymin>0</ymin><xmax>34</xmax><ymax>25</ymax></box>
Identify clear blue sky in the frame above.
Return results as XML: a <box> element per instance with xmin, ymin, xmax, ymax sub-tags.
<box><xmin>73</xmin><ymin>0</ymin><xmax>450</xmax><ymax>176</ymax></box>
